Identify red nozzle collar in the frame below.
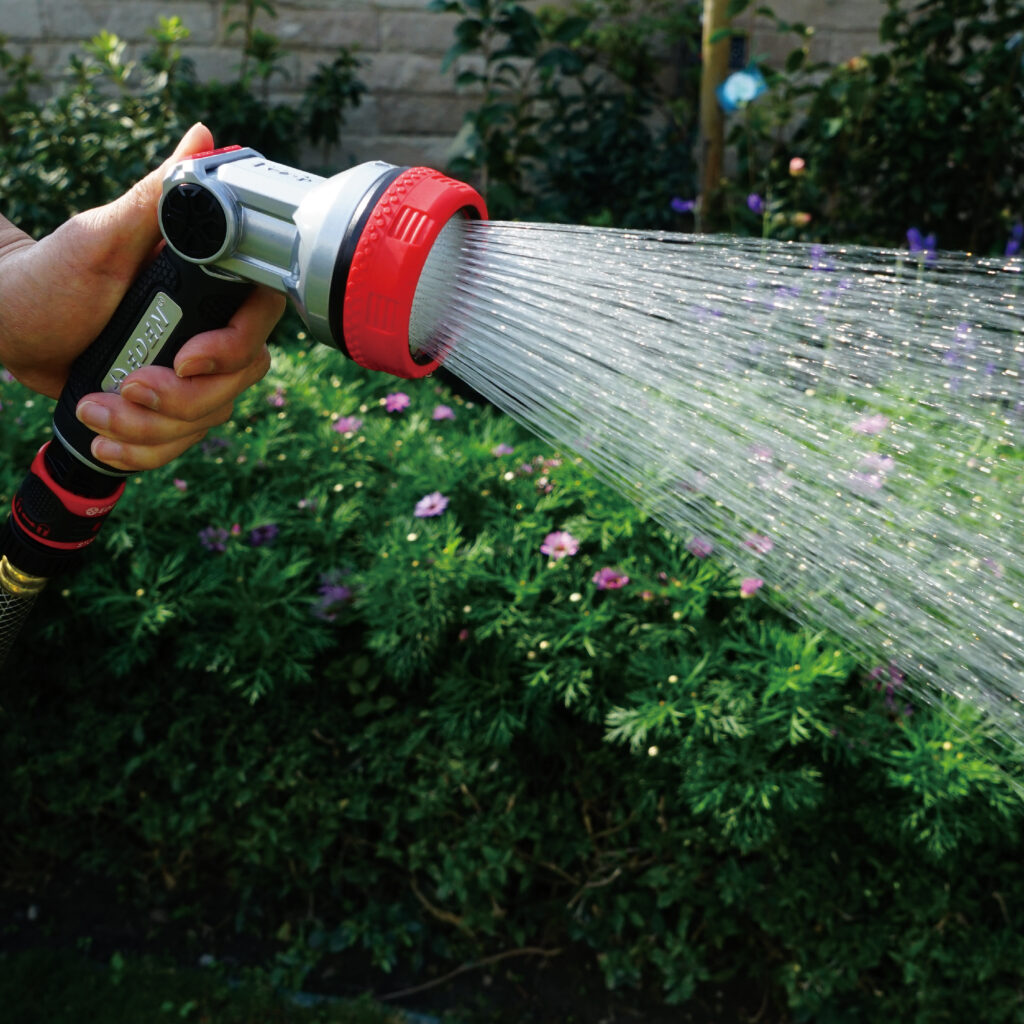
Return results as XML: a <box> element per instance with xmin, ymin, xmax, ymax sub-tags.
<box><xmin>342</xmin><ymin>167</ymin><xmax>486</xmax><ymax>379</ymax></box>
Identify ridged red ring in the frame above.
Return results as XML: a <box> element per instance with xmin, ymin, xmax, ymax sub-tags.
<box><xmin>342</xmin><ymin>167</ymin><xmax>487</xmax><ymax>379</ymax></box>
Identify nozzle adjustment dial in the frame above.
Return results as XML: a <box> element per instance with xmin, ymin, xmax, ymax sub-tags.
<box><xmin>160</xmin><ymin>183</ymin><xmax>230</xmax><ymax>261</ymax></box>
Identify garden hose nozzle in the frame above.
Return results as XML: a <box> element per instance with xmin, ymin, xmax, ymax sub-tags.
<box><xmin>156</xmin><ymin>147</ymin><xmax>486</xmax><ymax>378</ymax></box>
<box><xmin>0</xmin><ymin>147</ymin><xmax>486</xmax><ymax>666</ymax></box>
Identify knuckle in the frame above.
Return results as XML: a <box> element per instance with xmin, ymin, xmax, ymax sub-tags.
<box><xmin>253</xmin><ymin>345</ymin><xmax>273</xmax><ymax>381</ymax></box>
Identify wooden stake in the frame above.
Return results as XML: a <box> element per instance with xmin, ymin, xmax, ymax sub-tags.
<box><xmin>699</xmin><ymin>0</ymin><xmax>731</xmax><ymax>229</ymax></box>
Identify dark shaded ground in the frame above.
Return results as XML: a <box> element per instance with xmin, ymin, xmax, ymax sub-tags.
<box><xmin>0</xmin><ymin>872</ymin><xmax>778</xmax><ymax>1024</ymax></box>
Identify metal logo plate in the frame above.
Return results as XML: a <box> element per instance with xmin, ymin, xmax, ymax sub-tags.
<box><xmin>101</xmin><ymin>292</ymin><xmax>184</xmax><ymax>393</ymax></box>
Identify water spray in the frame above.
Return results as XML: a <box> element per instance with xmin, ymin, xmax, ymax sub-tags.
<box><xmin>2</xmin><ymin>147</ymin><xmax>1022</xmax><ymax>767</ymax></box>
<box><xmin>0</xmin><ymin>147</ymin><xmax>485</xmax><ymax>665</ymax></box>
<box><xmin>417</xmin><ymin>224</ymin><xmax>1024</xmax><ymax>752</ymax></box>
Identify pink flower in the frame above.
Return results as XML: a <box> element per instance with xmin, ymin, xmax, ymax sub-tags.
<box><xmin>173</xmin><ymin>478</ymin><xmax>188</xmax><ymax>492</ymax></box>
<box><xmin>677</xmin><ymin>471</ymin><xmax>709</xmax><ymax>494</ymax></box>
<box><xmin>744</xmin><ymin>533</ymin><xmax>774</xmax><ymax>555</ymax></box>
<box><xmin>267</xmin><ymin>386</ymin><xmax>286</xmax><ymax>408</ymax></box>
<box><xmin>789</xmin><ymin>156</ymin><xmax>806</xmax><ymax>176</ymax></box>
<box><xmin>852</xmin><ymin>412</ymin><xmax>889</xmax><ymax>435</ymax></box>
<box><xmin>740</xmin><ymin>577</ymin><xmax>764</xmax><ymax>598</ymax></box>
<box><xmin>847</xmin><ymin>472</ymin><xmax>886</xmax><ymax>496</ymax></box>
<box><xmin>333</xmin><ymin>415</ymin><xmax>363</xmax><ymax>434</ymax></box>
<box><xmin>592</xmin><ymin>567</ymin><xmax>629</xmax><ymax>590</ymax></box>
<box><xmin>491</xmin><ymin>444</ymin><xmax>515</xmax><ymax>456</ymax></box>
<box><xmin>432</xmin><ymin>404</ymin><xmax>456</xmax><ymax>421</ymax></box>
<box><xmin>540</xmin><ymin>530</ymin><xmax>580</xmax><ymax>559</ymax></box>
<box><xmin>414</xmin><ymin>491</ymin><xmax>449</xmax><ymax>518</ymax></box>
<box><xmin>687</xmin><ymin>535</ymin><xmax>714</xmax><ymax>559</ymax></box>
<box><xmin>385</xmin><ymin>392</ymin><xmax>410</xmax><ymax>413</ymax></box>
<box><xmin>859</xmin><ymin>453</ymin><xmax>895</xmax><ymax>474</ymax></box>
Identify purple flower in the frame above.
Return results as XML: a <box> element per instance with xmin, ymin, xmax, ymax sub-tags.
<box><xmin>676</xmin><ymin>471</ymin><xmax>709</xmax><ymax>494</ymax></box>
<box><xmin>540</xmin><ymin>530</ymin><xmax>580</xmax><ymax>560</ymax></box>
<box><xmin>491</xmin><ymin>444</ymin><xmax>515</xmax><ymax>457</ymax></box>
<box><xmin>810</xmin><ymin>244</ymin><xmax>834</xmax><ymax>272</ymax></box>
<box><xmin>747</xmin><ymin>193</ymin><xmax>765</xmax><ymax>216</ymax></box>
<box><xmin>744</xmin><ymin>533</ymin><xmax>773</xmax><ymax>555</ymax></box>
<box><xmin>414</xmin><ymin>491</ymin><xmax>449</xmax><ymax>518</ymax></box>
<box><xmin>592</xmin><ymin>567</ymin><xmax>629</xmax><ymax>590</ymax></box>
<box><xmin>852</xmin><ymin>412</ymin><xmax>890</xmax><ymax>435</ymax></box>
<box><xmin>1006</xmin><ymin>222</ymin><xmax>1023</xmax><ymax>257</ymax></box>
<box><xmin>199</xmin><ymin>526</ymin><xmax>230</xmax><ymax>553</ymax></box>
<box><xmin>385</xmin><ymin>392</ymin><xmax>410</xmax><ymax>413</ymax></box>
<box><xmin>267</xmin><ymin>386</ymin><xmax>286</xmax><ymax>408</ymax></box>
<box><xmin>312</xmin><ymin>571</ymin><xmax>353</xmax><ymax>622</ymax></box>
<box><xmin>982</xmin><ymin>557</ymin><xmax>1005</xmax><ymax>579</ymax></box>
<box><xmin>173</xmin><ymin>478</ymin><xmax>188</xmax><ymax>492</ymax></box>
<box><xmin>907</xmin><ymin>227</ymin><xmax>937</xmax><ymax>263</ymax></box>
<box><xmin>687</xmin><ymin>535</ymin><xmax>714</xmax><ymax>559</ymax></box>
<box><xmin>859</xmin><ymin>453</ymin><xmax>895</xmax><ymax>475</ymax></box>
<box><xmin>333</xmin><ymin>415</ymin><xmax>363</xmax><ymax>434</ymax></box>
<box><xmin>671</xmin><ymin>197</ymin><xmax>696</xmax><ymax>214</ymax></box>
<box><xmin>847</xmin><ymin>471</ymin><xmax>886</xmax><ymax>497</ymax></box>
<box><xmin>249</xmin><ymin>523</ymin><xmax>279</xmax><ymax>547</ymax></box>
<box><xmin>432</xmin><ymin>404</ymin><xmax>456</xmax><ymax>421</ymax></box>
<box><xmin>739</xmin><ymin>577</ymin><xmax>764</xmax><ymax>598</ymax></box>
<box><xmin>869</xmin><ymin>662</ymin><xmax>912</xmax><ymax>716</ymax></box>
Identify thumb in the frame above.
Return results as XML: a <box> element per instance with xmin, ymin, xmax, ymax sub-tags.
<box><xmin>92</xmin><ymin>122</ymin><xmax>216</xmax><ymax>264</ymax></box>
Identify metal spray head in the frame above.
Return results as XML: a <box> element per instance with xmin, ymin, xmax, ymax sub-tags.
<box><xmin>158</xmin><ymin>147</ymin><xmax>487</xmax><ymax>378</ymax></box>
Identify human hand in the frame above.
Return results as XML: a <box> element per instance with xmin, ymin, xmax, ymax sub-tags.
<box><xmin>0</xmin><ymin>123</ymin><xmax>285</xmax><ymax>470</ymax></box>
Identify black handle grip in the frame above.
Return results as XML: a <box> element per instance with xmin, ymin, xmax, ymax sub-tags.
<box><xmin>1</xmin><ymin>248</ymin><xmax>252</xmax><ymax>578</ymax></box>
<box><xmin>52</xmin><ymin>246</ymin><xmax>252</xmax><ymax>474</ymax></box>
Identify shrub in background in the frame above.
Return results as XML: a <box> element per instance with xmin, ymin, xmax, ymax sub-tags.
<box><xmin>718</xmin><ymin>0</ymin><xmax>1024</xmax><ymax>251</ymax></box>
<box><xmin>3</xmin><ymin>339</ymin><xmax>1024</xmax><ymax>1019</ymax></box>
<box><xmin>430</xmin><ymin>0</ymin><xmax>700</xmax><ymax>227</ymax></box>
<box><xmin>0</xmin><ymin>9</ymin><xmax>365</xmax><ymax>238</ymax></box>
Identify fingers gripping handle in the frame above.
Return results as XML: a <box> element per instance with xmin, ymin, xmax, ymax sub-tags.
<box><xmin>52</xmin><ymin>248</ymin><xmax>252</xmax><ymax>471</ymax></box>
<box><xmin>2</xmin><ymin>248</ymin><xmax>251</xmax><ymax>579</ymax></box>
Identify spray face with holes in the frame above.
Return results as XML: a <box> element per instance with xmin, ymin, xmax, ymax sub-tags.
<box><xmin>159</xmin><ymin>147</ymin><xmax>487</xmax><ymax>378</ymax></box>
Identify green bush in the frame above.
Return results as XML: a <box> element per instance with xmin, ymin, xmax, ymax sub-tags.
<box><xmin>717</xmin><ymin>0</ymin><xmax>1024</xmax><ymax>251</ymax></box>
<box><xmin>0</xmin><ymin>11</ymin><xmax>365</xmax><ymax>238</ymax></box>
<box><xmin>0</xmin><ymin>948</ymin><xmax>402</xmax><ymax>1024</ymax></box>
<box><xmin>430</xmin><ymin>0</ymin><xmax>700</xmax><ymax>227</ymax></box>
<box><xmin>3</xmin><ymin>338</ymin><xmax>1024</xmax><ymax>1019</ymax></box>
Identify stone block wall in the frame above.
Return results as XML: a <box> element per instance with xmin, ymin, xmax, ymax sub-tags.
<box><xmin>0</xmin><ymin>0</ymin><xmax>890</xmax><ymax>170</ymax></box>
